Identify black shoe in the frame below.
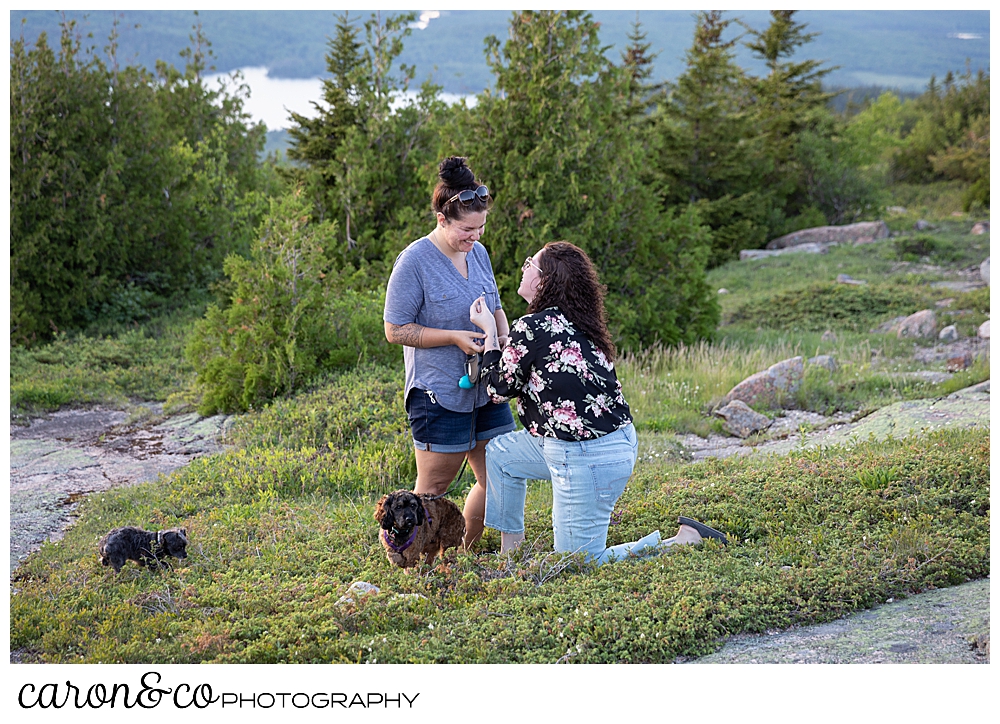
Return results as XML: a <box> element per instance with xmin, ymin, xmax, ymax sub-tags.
<box><xmin>678</xmin><ymin>516</ymin><xmax>728</xmax><ymax>545</ymax></box>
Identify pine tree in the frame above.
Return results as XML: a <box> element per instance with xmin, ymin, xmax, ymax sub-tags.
<box><xmin>284</xmin><ymin>12</ymin><xmax>363</xmax><ymax>222</ymax></box>
<box><xmin>620</xmin><ymin>12</ymin><xmax>662</xmax><ymax>118</ymax></box>
<box><xmin>463</xmin><ymin>10</ymin><xmax>717</xmax><ymax>347</ymax></box>
<box><xmin>283</xmin><ymin>11</ymin><xmax>443</xmax><ymax>268</ymax></box>
<box><xmin>648</xmin><ymin>11</ymin><xmax>771</xmax><ymax>266</ymax></box>
<box><xmin>741</xmin><ymin>10</ymin><xmax>836</xmax><ymax>203</ymax></box>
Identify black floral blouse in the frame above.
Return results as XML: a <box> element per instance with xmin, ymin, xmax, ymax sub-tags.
<box><xmin>481</xmin><ymin>307</ymin><xmax>632</xmax><ymax>441</ymax></box>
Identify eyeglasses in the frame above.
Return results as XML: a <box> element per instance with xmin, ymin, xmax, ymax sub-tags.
<box><xmin>522</xmin><ymin>256</ymin><xmax>542</xmax><ymax>273</ymax></box>
<box><xmin>444</xmin><ymin>185</ymin><xmax>490</xmax><ymax>207</ymax></box>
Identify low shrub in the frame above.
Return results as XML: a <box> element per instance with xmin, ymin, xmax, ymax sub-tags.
<box><xmin>185</xmin><ymin>192</ymin><xmax>396</xmax><ymax>415</ymax></box>
<box><xmin>725</xmin><ymin>282</ymin><xmax>936</xmax><ymax>333</ymax></box>
<box><xmin>9</xmin><ymin>428</ymin><xmax>988</xmax><ymax>663</ymax></box>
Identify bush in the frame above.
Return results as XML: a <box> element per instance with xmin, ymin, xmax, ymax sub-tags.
<box><xmin>725</xmin><ymin>282</ymin><xmax>936</xmax><ymax>333</ymax></box>
<box><xmin>186</xmin><ymin>192</ymin><xmax>396</xmax><ymax>415</ymax></box>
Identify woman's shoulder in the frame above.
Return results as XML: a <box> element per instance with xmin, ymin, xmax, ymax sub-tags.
<box><xmin>512</xmin><ymin>308</ymin><xmax>568</xmax><ymax>334</ymax></box>
<box><xmin>392</xmin><ymin>237</ymin><xmax>433</xmax><ymax>269</ymax></box>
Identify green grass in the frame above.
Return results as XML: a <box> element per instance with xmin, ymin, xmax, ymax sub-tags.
<box><xmin>886</xmin><ymin>180</ymin><xmax>985</xmax><ymax>220</ymax></box>
<box><xmin>9</xmin><ymin>209</ymin><xmax>990</xmax><ymax>663</ymax></box>
<box><xmin>10</xmin><ymin>427</ymin><xmax>988</xmax><ymax>663</ymax></box>
<box><xmin>10</xmin><ymin>305</ymin><xmax>204</xmax><ymax>422</ymax></box>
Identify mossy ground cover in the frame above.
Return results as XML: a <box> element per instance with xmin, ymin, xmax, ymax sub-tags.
<box><xmin>9</xmin><ymin>221</ymin><xmax>989</xmax><ymax>663</ymax></box>
<box><xmin>11</xmin><ymin>425</ymin><xmax>988</xmax><ymax>663</ymax></box>
<box><xmin>9</xmin><ymin>306</ymin><xmax>203</xmax><ymax>422</ymax></box>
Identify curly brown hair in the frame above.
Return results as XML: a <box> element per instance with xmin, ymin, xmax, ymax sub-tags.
<box><xmin>527</xmin><ymin>241</ymin><xmax>616</xmax><ymax>362</ymax></box>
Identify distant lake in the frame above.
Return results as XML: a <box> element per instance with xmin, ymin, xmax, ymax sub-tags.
<box><xmin>205</xmin><ymin>66</ymin><xmax>477</xmax><ymax>131</ymax></box>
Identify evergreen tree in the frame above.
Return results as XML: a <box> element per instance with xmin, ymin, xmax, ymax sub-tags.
<box><xmin>619</xmin><ymin>12</ymin><xmax>662</xmax><ymax>118</ymax></box>
<box><xmin>741</xmin><ymin>10</ymin><xmax>836</xmax><ymax>213</ymax></box>
<box><xmin>283</xmin><ymin>11</ymin><xmax>445</xmax><ymax>270</ymax></box>
<box><xmin>462</xmin><ymin>10</ymin><xmax>717</xmax><ymax>348</ymax></box>
<box><xmin>649</xmin><ymin>11</ymin><xmax>771</xmax><ymax>266</ymax></box>
<box><xmin>10</xmin><ymin>14</ymin><xmax>269</xmax><ymax>344</ymax></box>
<box><xmin>891</xmin><ymin>65</ymin><xmax>989</xmax><ymax>209</ymax></box>
<box><xmin>284</xmin><ymin>12</ymin><xmax>363</xmax><ymax>223</ymax></box>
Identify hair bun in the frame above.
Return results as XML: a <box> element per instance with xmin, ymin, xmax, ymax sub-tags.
<box><xmin>438</xmin><ymin>156</ymin><xmax>475</xmax><ymax>187</ymax></box>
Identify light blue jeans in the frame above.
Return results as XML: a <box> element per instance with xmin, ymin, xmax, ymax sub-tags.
<box><xmin>484</xmin><ymin>423</ymin><xmax>662</xmax><ymax>565</ymax></box>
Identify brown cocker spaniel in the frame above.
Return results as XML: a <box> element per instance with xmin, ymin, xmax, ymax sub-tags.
<box><xmin>374</xmin><ymin>490</ymin><xmax>465</xmax><ymax>568</ymax></box>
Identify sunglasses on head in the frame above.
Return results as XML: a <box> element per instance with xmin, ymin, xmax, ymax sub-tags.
<box><xmin>444</xmin><ymin>185</ymin><xmax>490</xmax><ymax>207</ymax></box>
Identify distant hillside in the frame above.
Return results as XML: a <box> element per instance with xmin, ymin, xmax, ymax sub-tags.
<box><xmin>12</xmin><ymin>9</ymin><xmax>990</xmax><ymax>94</ymax></box>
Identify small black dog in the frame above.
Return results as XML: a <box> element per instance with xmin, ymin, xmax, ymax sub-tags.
<box><xmin>98</xmin><ymin>526</ymin><xmax>189</xmax><ymax>573</ymax></box>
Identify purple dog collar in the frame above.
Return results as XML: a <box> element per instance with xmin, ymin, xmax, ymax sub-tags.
<box><xmin>382</xmin><ymin>502</ymin><xmax>431</xmax><ymax>553</ymax></box>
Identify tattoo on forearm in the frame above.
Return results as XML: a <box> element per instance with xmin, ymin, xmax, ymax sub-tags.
<box><xmin>388</xmin><ymin>323</ymin><xmax>424</xmax><ymax>348</ymax></box>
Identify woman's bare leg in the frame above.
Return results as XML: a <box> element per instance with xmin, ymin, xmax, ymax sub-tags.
<box><xmin>413</xmin><ymin>440</ymin><xmax>490</xmax><ymax>549</ymax></box>
<box><xmin>462</xmin><ymin>440</ymin><xmax>489</xmax><ymax>549</ymax></box>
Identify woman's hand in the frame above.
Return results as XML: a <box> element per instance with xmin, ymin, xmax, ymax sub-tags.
<box><xmin>469</xmin><ymin>296</ymin><xmax>498</xmax><ymax>336</ymax></box>
<box><xmin>453</xmin><ymin>330</ymin><xmax>487</xmax><ymax>355</ymax></box>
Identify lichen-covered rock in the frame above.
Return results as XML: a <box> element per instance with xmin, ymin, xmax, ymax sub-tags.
<box><xmin>938</xmin><ymin>324</ymin><xmax>959</xmax><ymax>342</ymax></box>
<box><xmin>808</xmin><ymin>354</ymin><xmax>837</xmax><ymax>372</ymax></box>
<box><xmin>836</xmin><ymin>273</ymin><xmax>867</xmax><ymax>285</ymax></box>
<box><xmin>872</xmin><ymin>316</ymin><xmax>907</xmax><ymax>334</ymax></box>
<box><xmin>896</xmin><ymin>309</ymin><xmax>937</xmax><ymax>339</ymax></box>
<box><xmin>739</xmin><ymin>242</ymin><xmax>829</xmax><ymax>260</ymax></box>
<box><xmin>719</xmin><ymin>356</ymin><xmax>804</xmax><ymax>409</ymax></box>
<box><xmin>714</xmin><ymin>400</ymin><xmax>772</xmax><ymax>438</ymax></box>
<box><xmin>766</xmin><ymin>221</ymin><xmax>889</xmax><ymax>250</ymax></box>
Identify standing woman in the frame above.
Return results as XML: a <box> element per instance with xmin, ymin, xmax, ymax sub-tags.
<box><xmin>383</xmin><ymin>157</ymin><xmax>516</xmax><ymax>549</ymax></box>
<box><xmin>469</xmin><ymin>241</ymin><xmax>727</xmax><ymax>564</ymax></box>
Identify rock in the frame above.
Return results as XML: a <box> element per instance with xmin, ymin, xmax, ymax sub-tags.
<box><xmin>981</xmin><ymin>257</ymin><xmax>990</xmax><ymax>285</ymax></box>
<box><xmin>821</xmin><ymin>329</ymin><xmax>837</xmax><ymax>342</ymax></box>
<box><xmin>887</xmin><ymin>206</ymin><xmax>907</xmax><ymax>214</ymax></box>
<box><xmin>938</xmin><ymin>324</ymin><xmax>959</xmax><ymax>342</ymax></box>
<box><xmin>871</xmin><ymin>316</ymin><xmax>907</xmax><ymax>335</ymax></box>
<box><xmin>914</xmin><ymin>219</ymin><xmax>934</xmax><ymax>231</ymax></box>
<box><xmin>714</xmin><ymin>400</ymin><xmax>772</xmax><ymax>438</ymax></box>
<box><xmin>971</xmin><ymin>221</ymin><xmax>989</xmax><ymax>235</ymax></box>
<box><xmin>719</xmin><ymin>356</ymin><xmax>804</xmax><ymax>409</ymax></box>
<box><xmin>945</xmin><ymin>353</ymin><xmax>973</xmax><ymax>372</ymax></box>
<box><xmin>903</xmin><ymin>370</ymin><xmax>953</xmax><ymax>385</ymax></box>
<box><xmin>930</xmin><ymin>280</ymin><xmax>984</xmax><ymax>293</ymax></box>
<box><xmin>718</xmin><ymin>288</ymin><xmax>729</xmax><ymax>295</ymax></box>
<box><xmin>978</xmin><ymin>320</ymin><xmax>990</xmax><ymax>339</ymax></box>
<box><xmin>766</xmin><ymin>221</ymin><xmax>889</xmax><ymax>250</ymax></box>
<box><xmin>836</xmin><ymin>273</ymin><xmax>867</xmax><ymax>285</ymax></box>
<box><xmin>336</xmin><ymin>581</ymin><xmax>380</xmax><ymax>606</ymax></box>
<box><xmin>808</xmin><ymin>354</ymin><xmax>837</xmax><ymax>372</ymax></box>
<box><xmin>739</xmin><ymin>242</ymin><xmax>830</xmax><ymax>260</ymax></box>
<box><xmin>896</xmin><ymin>310</ymin><xmax>937</xmax><ymax>339</ymax></box>
<box><xmin>952</xmin><ymin>211</ymin><xmax>965</xmax><ymax>217</ymax></box>
<box><xmin>935</xmin><ymin>298</ymin><xmax>956</xmax><ymax>308</ymax></box>
<box><xmin>963</xmin><ymin>379</ymin><xmax>990</xmax><ymax>394</ymax></box>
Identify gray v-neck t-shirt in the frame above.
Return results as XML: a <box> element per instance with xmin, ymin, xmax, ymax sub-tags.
<box><xmin>384</xmin><ymin>237</ymin><xmax>503</xmax><ymax>412</ymax></box>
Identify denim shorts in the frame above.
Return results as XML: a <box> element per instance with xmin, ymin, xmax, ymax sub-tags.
<box><xmin>405</xmin><ymin>388</ymin><xmax>516</xmax><ymax>453</ymax></box>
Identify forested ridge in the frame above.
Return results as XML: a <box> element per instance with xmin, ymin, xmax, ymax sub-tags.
<box><xmin>10</xmin><ymin>10</ymin><xmax>989</xmax><ymax>414</ymax></box>
<box><xmin>11</xmin><ymin>9</ymin><xmax>989</xmax><ymax>93</ymax></box>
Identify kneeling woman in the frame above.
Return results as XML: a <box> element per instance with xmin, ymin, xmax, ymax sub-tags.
<box><xmin>469</xmin><ymin>241</ymin><xmax>726</xmax><ymax>564</ymax></box>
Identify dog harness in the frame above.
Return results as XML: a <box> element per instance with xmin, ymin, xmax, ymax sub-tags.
<box><xmin>382</xmin><ymin>502</ymin><xmax>431</xmax><ymax>553</ymax></box>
